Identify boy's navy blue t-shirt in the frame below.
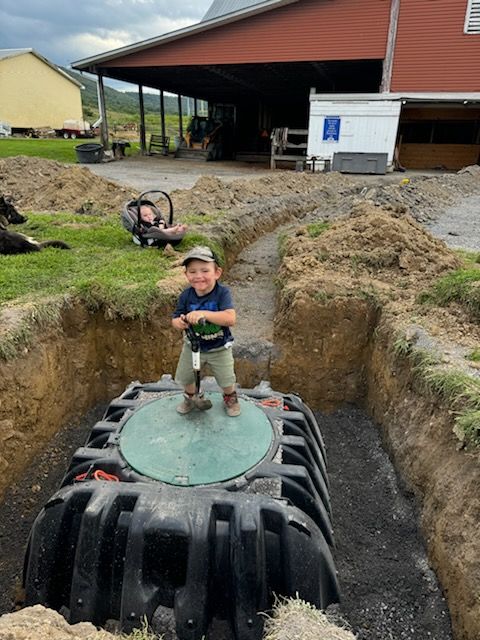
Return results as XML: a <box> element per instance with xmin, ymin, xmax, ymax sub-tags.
<box><xmin>173</xmin><ymin>282</ymin><xmax>234</xmax><ymax>351</ymax></box>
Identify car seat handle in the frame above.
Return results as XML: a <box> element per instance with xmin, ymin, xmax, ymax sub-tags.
<box><xmin>136</xmin><ymin>190</ymin><xmax>174</xmax><ymax>225</ymax></box>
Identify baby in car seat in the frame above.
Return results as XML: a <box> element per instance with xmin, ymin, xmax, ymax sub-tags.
<box><xmin>139</xmin><ymin>205</ymin><xmax>188</xmax><ymax>235</ymax></box>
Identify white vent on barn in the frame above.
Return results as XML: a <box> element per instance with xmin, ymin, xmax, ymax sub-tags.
<box><xmin>465</xmin><ymin>0</ymin><xmax>480</xmax><ymax>34</ymax></box>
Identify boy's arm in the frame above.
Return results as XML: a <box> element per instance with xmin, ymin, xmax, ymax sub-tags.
<box><xmin>185</xmin><ymin>308</ymin><xmax>236</xmax><ymax>327</ymax></box>
<box><xmin>172</xmin><ymin>291</ymin><xmax>188</xmax><ymax>330</ymax></box>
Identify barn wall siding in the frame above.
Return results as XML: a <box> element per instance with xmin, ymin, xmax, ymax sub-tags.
<box><xmin>107</xmin><ymin>0</ymin><xmax>390</xmax><ymax>68</ymax></box>
<box><xmin>392</xmin><ymin>0</ymin><xmax>480</xmax><ymax>91</ymax></box>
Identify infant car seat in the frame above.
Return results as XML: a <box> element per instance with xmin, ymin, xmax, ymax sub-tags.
<box><xmin>121</xmin><ymin>189</ymin><xmax>186</xmax><ymax>248</ymax></box>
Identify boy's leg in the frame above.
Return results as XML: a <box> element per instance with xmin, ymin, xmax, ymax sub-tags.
<box><xmin>175</xmin><ymin>344</ymin><xmax>212</xmax><ymax>413</ymax></box>
<box><xmin>205</xmin><ymin>349</ymin><xmax>241</xmax><ymax>417</ymax></box>
<box><xmin>175</xmin><ymin>345</ymin><xmax>196</xmax><ymax>414</ymax></box>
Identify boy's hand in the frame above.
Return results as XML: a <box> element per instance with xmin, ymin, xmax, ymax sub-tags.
<box><xmin>185</xmin><ymin>311</ymin><xmax>206</xmax><ymax>325</ymax></box>
<box><xmin>172</xmin><ymin>315</ymin><xmax>188</xmax><ymax>330</ymax></box>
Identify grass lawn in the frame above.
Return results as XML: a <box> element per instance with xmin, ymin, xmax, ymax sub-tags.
<box><xmin>0</xmin><ymin>213</ymin><xmax>214</xmax><ymax>319</ymax></box>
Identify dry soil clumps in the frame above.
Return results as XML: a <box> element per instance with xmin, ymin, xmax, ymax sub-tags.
<box><xmin>0</xmin><ymin>157</ymin><xmax>134</xmax><ymax>215</ymax></box>
<box><xmin>283</xmin><ymin>207</ymin><xmax>460</xmax><ymax>298</ymax></box>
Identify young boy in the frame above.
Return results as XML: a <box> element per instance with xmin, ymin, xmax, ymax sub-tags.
<box><xmin>172</xmin><ymin>245</ymin><xmax>241</xmax><ymax>417</ymax></box>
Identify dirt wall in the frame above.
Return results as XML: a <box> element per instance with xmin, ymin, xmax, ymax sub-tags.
<box><xmin>0</xmin><ymin>302</ymin><xmax>180</xmax><ymax>499</ymax></box>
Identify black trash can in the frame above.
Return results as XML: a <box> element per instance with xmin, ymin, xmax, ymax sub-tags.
<box><xmin>75</xmin><ymin>143</ymin><xmax>104</xmax><ymax>164</ymax></box>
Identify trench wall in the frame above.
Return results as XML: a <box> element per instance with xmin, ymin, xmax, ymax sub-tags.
<box><xmin>271</xmin><ymin>293</ymin><xmax>480</xmax><ymax>640</ymax></box>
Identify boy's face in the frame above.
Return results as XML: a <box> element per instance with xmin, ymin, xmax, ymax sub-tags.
<box><xmin>185</xmin><ymin>259</ymin><xmax>222</xmax><ymax>295</ymax></box>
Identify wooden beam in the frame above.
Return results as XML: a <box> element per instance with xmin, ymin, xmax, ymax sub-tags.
<box><xmin>96</xmin><ymin>72</ymin><xmax>110</xmax><ymax>151</ymax></box>
<box><xmin>178</xmin><ymin>94</ymin><xmax>183</xmax><ymax>138</ymax></box>
<box><xmin>381</xmin><ymin>0</ymin><xmax>401</xmax><ymax>92</ymax></box>
<box><xmin>138</xmin><ymin>85</ymin><xmax>147</xmax><ymax>154</ymax></box>
<box><xmin>160</xmin><ymin>90</ymin><xmax>167</xmax><ymax>155</ymax></box>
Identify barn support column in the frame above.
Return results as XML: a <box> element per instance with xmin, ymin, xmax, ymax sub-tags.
<box><xmin>160</xmin><ymin>90</ymin><xmax>167</xmax><ymax>155</ymax></box>
<box><xmin>96</xmin><ymin>72</ymin><xmax>110</xmax><ymax>151</ymax></box>
<box><xmin>381</xmin><ymin>0</ymin><xmax>401</xmax><ymax>92</ymax></box>
<box><xmin>194</xmin><ymin>98</ymin><xmax>198</xmax><ymax>117</ymax></box>
<box><xmin>139</xmin><ymin>85</ymin><xmax>147</xmax><ymax>155</ymax></box>
<box><xmin>178</xmin><ymin>94</ymin><xmax>183</xmax><ymax>140</ymax></box>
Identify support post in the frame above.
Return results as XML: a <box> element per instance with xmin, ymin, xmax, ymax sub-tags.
<box><xmin>97</xmin><ymin>72</ymin><xmax>109</xmax><ymax>151</ymax></box>
<box><xmin>160</xmin><ymin>90</ymin><xmax>167</xmax><ymax>155</ymax></box>
<box><xmin>381</xmin><ymin>0</ymin><xmax>401</xmax><ymax>92</ymax></box>
<box><xmin>194</xmin><ymin>98</ymin><xmax>198</xmax><ymax>117</ymax></box>
<box><xmin>139</xmin><ymin>85</ymin><xmax>146</xmax><ymax>155</ymax></box>
<box><xmin>178</xmin><ymin>94</ymin><xmax>183</xmax><ymax>139</ymax></box>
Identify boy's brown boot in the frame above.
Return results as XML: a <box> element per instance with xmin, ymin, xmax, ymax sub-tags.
<box><xmin>223</xmin><ymin>391</ymin><xmax>241</xmax><ymax>417</ymax></box>
<box><xmin>194</xmin><ymin>393</ymin><xmax>212</xmax><ymax>411</ymax></box>
<box><xmin>176</xmin><ymin>393</ymin><xmax>195</xmax><ymax>415</ymax></box>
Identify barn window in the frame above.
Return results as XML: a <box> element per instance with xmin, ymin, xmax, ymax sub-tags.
<box><xmin>465</xmin><ymin>0</ymin><xmax>480</xmax><ymax>34</ymax></box>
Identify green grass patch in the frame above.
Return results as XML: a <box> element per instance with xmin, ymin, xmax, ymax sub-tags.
<box><xmin>306</xmin><ymin>221</ymin><xmax>330</xmax><ymax>238</ymax></box>
<box><xmin>0</xmin><ymin>138</ymin><xmax>91</xmax><ymax>163</ymax></box>
<box><xmin>466</xmin><ymin>347</ymin><xmax>480</xmax><ymax>362</ymax></box>
<box><xmin>454</xmin><ymin>410</ymin><xmax>480</xmax><ymax>447</ymax></box>
<box><xmin>454</xmin><ymin>248</ymin><xmax>480</xmax><ymax>265</ymax></box>
<box><xmin>0</xmin><ymin>213</ymin><xmax>182</xmax><ymax>318</ymax></box>
<box><xmin>418</xmin><ymin>268</ymin><xmax>480</xmax><ymax>319</ymax></box>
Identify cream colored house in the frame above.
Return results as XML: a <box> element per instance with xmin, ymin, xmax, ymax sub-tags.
<box><xmin>0</xmin><ymin>48</ymin><xmax>84</xmax><ymax>131</ymax></box>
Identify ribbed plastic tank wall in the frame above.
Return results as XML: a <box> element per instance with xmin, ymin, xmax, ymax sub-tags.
<box><xmin>23</xmin><ymin>377</ymin><xmax>339</xmax><ymax>639</ymax></box>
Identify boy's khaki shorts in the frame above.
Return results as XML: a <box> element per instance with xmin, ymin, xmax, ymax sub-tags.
<box><xmin>175</xmin><ymin>343</ymin><xmax>236</xmax><ymax>389</ymax></box>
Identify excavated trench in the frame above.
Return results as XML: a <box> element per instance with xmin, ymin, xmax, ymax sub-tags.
<box><xmin>0</xmin><ymin>222</ymin><xmax>477</xmax><ymax>639</ymax></box>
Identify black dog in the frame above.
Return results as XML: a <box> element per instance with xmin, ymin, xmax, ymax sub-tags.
<box><xmin>0</xmin><ymin>211</ymin><xmax>70</xmax><ymax>255</ymax></box>
<box><xmin>0</xmin><ymin>195</ymin><xmax>28</xmax><ymax>224</ymax></box>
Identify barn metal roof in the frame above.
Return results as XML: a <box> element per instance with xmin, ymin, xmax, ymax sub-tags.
<box><xmin>202</xmin><ymin>0</ymin><xmax>280</xmax><ymax>21</ymax></box>
<box><xmin>0</xmin><ymin>48</ymin><xmax>83</xmax><ymax>88</ymax></box>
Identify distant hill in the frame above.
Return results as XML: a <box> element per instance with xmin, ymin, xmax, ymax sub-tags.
<box><xmin>62</xmin><ymin>68</ymin><xmax>188</xmax><ymax>117</ymax></box>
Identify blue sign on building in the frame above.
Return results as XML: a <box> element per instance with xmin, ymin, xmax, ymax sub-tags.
<box><xmin>323</xmin><ymin>116</ymin><xmax>341</xmax><ymax>142</ymax></box>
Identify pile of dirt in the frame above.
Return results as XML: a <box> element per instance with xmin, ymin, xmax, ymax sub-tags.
<box><xmin>280</xmin><ymin>204</ymin><xmax>480</xmax><ymax>359</ymax></box>
<box><xmin>2</xmin><ymin>156</ymin><xmax>480</xmax><ymax>226</ymax></box>
<box><xmin>0</xmin><ymin>605</ymin><xmax>115</xmax><ymax>640</ymax></box>
<box><xmin>0</xmin><ymin>157</ymin><xmax>134</xmax><ymax>215</ymax></box>
<box><xmin>169</xmin><ymin>165</ymin><xmax>480</xmax><ymax>226</ymax></box>
<box><xmin>169</xmin><ymin>172</ymin><xmax>355</xmax><ymax>216</ymax></box>
<box><xmin>283</xmin><ymin>206</ymin><xmax>461</xmax><ymax>295</ymax></box>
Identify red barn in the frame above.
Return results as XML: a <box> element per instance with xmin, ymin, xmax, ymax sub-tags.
<box><xmin>74</xmin><ymin>0</ymin><xmax>480</xmax><ymax>170</ymax></box>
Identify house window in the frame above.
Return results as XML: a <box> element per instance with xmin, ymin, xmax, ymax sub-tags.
<box><xmin>465</xmin><ymin>0</ymin><xmax>480</xmax><ymax>34</ymax></box>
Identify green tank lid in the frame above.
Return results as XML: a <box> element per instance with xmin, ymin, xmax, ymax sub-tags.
<box><xmin>119</xmin><ymin>392</ymin><xmax>274</xmax><ymax>486</ymax></box>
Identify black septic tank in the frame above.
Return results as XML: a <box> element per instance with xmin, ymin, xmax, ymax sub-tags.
<box><xmin>23</xmin><ymin>377</ymin><xmax>339</xmax><ymax>640</ymax></box>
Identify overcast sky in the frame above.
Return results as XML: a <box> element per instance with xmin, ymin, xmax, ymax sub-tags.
<box><xmin>0</xmin><ymin>1</ymin><xmax>213</xmax><ymax>89</ymax></box>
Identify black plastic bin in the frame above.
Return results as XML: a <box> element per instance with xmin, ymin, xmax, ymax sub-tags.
<box><xmin>75</xmin><ymin>143</ymin><xmax>104</xmax><ymax>164</ymax></box>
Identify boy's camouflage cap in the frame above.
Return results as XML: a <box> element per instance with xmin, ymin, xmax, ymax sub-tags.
<box><xmin>182</xmin><ymin>246</ymin><xmax>218</xmax><ymax>265</ymax></box>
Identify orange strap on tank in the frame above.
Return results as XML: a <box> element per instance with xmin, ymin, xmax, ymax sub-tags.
<box><xmin>259</xmin><ymin>397</ymin><xmax>289</xmax><ymax>410</ymax></box>
<box><xmin>75</xmin><ymin>469</ymin><xmax>120</xmax><ymax>482</ymax></box>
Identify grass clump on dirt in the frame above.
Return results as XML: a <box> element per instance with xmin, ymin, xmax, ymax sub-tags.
<box><xmin>418</xmin><ymin>267</ymin><xmax>480</xmax><ymax>319</ymax></box>
<box><xmin>392</xmin><ymin>336</ymin><xmax>480</xmax><ymax>448</ymax></box>
<box><xmin>466</xmin><ymin>347</ymin><xmax>480</xmax><ymax>362</ymax></box>
<box><xmin>307</xmin><ymin>221</ymin><xmax>330</xmax><ymax>238</ymax></box>
<box><xmin>263</xmin><ymin>598</ymin><xmax>355</xmax><ymax>640</ymax></box>
<box><xmin>0</xmin><ymin>212</ymin><xmax>188</xmax><ymax>319</ymax></box>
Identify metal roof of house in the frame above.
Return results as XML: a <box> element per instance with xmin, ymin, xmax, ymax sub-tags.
<box><xmin>0</xmin><ymin>48</ymin><xmax>83</xmax><ymax>88</ymax></box>
<box><xmin>202</xmin><ymin>0</ymin><xmax>279</xmax><ymax>21</ymax></box>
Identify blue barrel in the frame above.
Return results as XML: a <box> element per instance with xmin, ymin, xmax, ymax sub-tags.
<box><xmin>75</xmin><ymin>143</ymin><xmax>103</xmax><ymax>164</ymax></box>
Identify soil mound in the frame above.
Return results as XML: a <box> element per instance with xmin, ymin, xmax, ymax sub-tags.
<box><xmin>0</xmin><ymin>157</ymin><xmax>134</xmax><ymax>215</ymax></box>
<box><xmin>282</xmin><ymin>207</ymin><xmax>461</xmax><ymax>297</ymax></box>
<box><xmin>170</xmin><ymin>171</ymin><xmax>355</xmax><ymax>215</ymax></box>
<box><xmin>0</xmin><ymin>605</ymin><xmax>115</xmax><ymax>640</ymax></box>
